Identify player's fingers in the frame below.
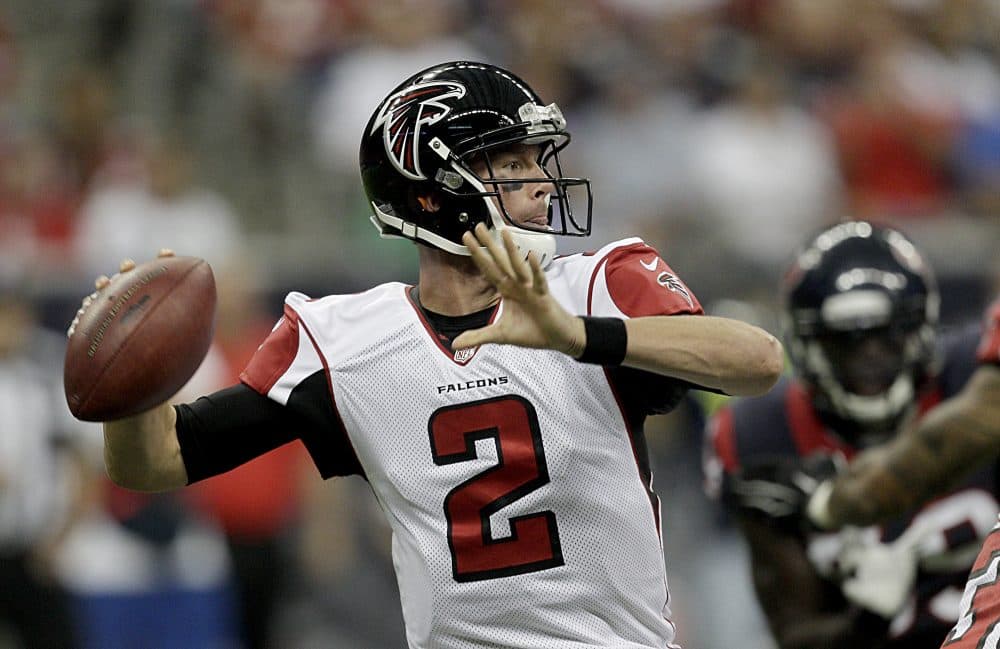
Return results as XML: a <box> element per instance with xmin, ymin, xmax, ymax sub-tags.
<box><xmin>158</xmin><ymin>248</ymin><xmax>175</xmax><ymax>258</ymax></box>
<box><xmin>68</xmin><ymin>309</ymin><xmax>85</xmax><ymax>338</ymax></box>
<box><xmin>462</xmin><ymin>231</ymin><xmax>505</xmax><ymax>286</ymax></box>
<box><xmin>527</xmin><ymin>252</ymin><xmax>549</xmax><ymax>295</ymax></box>
<box><xmin>453</xmin><ymin>325</ymin><xmax>496</xmax><ymax>351</ymax></box>
<box><xmin>502</xmin><ymin>229</ymin><xmax>531</xmax><ymax>284</ymax></box>
<box><xmin>119</xmin><ymin>258</ymin><xmax>136</xmax><ymax>273</ymax></box>
<box><xmin>474</xmin><ymin>223</ymin><xmax>516</xmax><ymax>280</ymax></box>
<box><xmin>69</xmin><ymin>292</ymin><xmax>97</xmax><ymax>338</ymax></box>
<box><xmin>94</xmin><ymin>275</ymin><xmax>110</xmax><ymax>290</ymax></box>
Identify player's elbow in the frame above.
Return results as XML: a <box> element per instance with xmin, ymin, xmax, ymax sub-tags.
<box><xmin>757</xmin><ymin>332</ymin><xmax>785</xmax><ymax>391</ymax></box>
<box><xmin>730</xmin><ymin>332</ymin><xmax>785</xmax><ymax>397</ymax></box>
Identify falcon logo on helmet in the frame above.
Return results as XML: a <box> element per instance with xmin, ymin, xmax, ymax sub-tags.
<box><xmin>370</xmin><ymin>80</ymin><xmax>467</xmax><ymax>181</ymax></box>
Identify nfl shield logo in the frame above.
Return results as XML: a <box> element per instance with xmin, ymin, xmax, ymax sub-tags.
<box><xmin>453</xmin><ymin>348</ymin><xmax>475</xmax><ymax>364</ymax></box>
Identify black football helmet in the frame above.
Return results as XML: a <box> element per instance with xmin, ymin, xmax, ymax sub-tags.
<box><xmin>359</xmin><ymin>61</ymin><xmax>592</xmax><ymax>268</ymax></box>
<box><xmin>781</xmin><ymin>221</ymin><xmax>939</xmax><ymax>439</ymax></box>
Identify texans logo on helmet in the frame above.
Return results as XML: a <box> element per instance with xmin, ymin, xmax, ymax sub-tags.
<box><xmin>371</xmin><ymin>80</ymin><xmax>467</xmax><ymax>181</ymax></box>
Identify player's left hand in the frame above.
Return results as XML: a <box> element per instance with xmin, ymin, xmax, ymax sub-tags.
<box><xmin>453</xmin><ymin>223</ymin><xmax>585</xmax><ymax>356</ymax></box>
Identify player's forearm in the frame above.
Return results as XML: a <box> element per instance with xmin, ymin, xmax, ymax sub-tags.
<box><xmin>622</xmin><ymin>315</ymin><xmax>784</xmax><ymax>396</ymax></box>
<box><xmin>820</xmin><ymin>374</ymin><xmax>1000</xmax><ymax>528</ymax></box>
<box><xmin>103</xmin><ymin>402</ymin><xmax>188</xmax><ymax>492</ymax></box>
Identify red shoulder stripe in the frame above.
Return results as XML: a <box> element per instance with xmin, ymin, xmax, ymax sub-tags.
<box><xmin>603</xmin><ymin>243</ymin><xmax>703</xmax><ymax>317</ymax></box>
<box><xmin>240</xmin><ymin>304</ymin><xmax>300</xmax><ymax>396</ymax></box>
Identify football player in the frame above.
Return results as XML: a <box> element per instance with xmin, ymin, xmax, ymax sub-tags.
<box><xmin>77</xmin><ymin>61</ymin><xmax>783</xmax><ymax>648</ymax></box>
<box><xmin>805</xmin><ymin>299</ymin><xmax>1000</xmax><ymax>648</ymax></box>
<box><xmin>704</xmin><ymin>221</ymin><xmax>999</xmax><ymax>649</ymax></box>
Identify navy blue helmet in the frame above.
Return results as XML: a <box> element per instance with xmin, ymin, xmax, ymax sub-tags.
<box><xmin>781</xmin><ymin>221</ymin><xmax>939</xmax><ymax>438</ymax></box>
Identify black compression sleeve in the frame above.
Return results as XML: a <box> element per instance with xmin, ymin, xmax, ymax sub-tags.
<box><xmin>175</xmin><ymin>383</ymin><xmax>299</xmax><ymax>484</ymax></box>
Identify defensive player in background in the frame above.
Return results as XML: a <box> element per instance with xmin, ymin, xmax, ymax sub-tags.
<box><xmin>705</xmin><ymin>221</ymin><xmax>998</xmax><ymax>649</ymax></box>
<box><xmin>804</xmin><ymin>299</ymin><xmax>1000</xmax><ymax>648</ymax></box>
<box><xmin>74</xmin><ymin>61</ymin><xmax>783</xmax><ymax>649</ymax></box>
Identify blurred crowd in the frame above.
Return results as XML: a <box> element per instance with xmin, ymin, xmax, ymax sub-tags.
<box><xmin>1</xmin><ymin>0</ymin><xmax>999</xmax><ymax>648</ymax></box>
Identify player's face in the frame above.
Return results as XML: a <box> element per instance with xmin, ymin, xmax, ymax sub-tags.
<box><xmin>819</xmin><ymin>327</ymin><xmax>906</xmax><ymax>396</ymax></box>
<box><xmin>471</xmin><ymin>143</ymin><xmax>555</xmax><ymax>231</ymax></box>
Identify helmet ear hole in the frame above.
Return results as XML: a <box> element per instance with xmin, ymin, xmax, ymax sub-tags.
<box><xmin>415</xmin><ymin>193</ymin><xmax>442</xmax><ymax>213</ymax></box>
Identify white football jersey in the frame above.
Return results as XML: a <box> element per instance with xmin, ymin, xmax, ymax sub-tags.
<box><xmin>242</xmin><ymin>238</ymin><xmax>702</xmax><ymax>649</ymax></box>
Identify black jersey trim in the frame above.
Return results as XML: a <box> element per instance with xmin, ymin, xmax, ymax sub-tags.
<box><xmin>405</xmin><ymin>285</ymin><xmax>499</xmax><ymax>365</ymax></box>
<box><xmin>293</xmin><ymin>317</ymin><xmax>365</xmax><ymax>479</ymax></box>
<box><xmin>285</xmin><ymin>370</ymin><xmax>364</xmax><ymax>479</ymax></box>
<box><xmin>602</xmin><ymin>367</ymin><xmax>661</xmax><ymax>536</ymax></box>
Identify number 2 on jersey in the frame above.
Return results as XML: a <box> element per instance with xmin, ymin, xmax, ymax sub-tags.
<box><xmin>429</xmin><ymin>395</ymin><xmax>564</xmax><ymax>582</ymax></box>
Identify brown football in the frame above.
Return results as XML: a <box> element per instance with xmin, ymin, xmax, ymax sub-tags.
<box><xmin>64</xmin><ymin>256</ymin><xmax>217</xmax><ymax>421</ymax></box>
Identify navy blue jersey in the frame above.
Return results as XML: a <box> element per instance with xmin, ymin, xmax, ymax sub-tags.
<box><xmin>706</xmin><ymin>326</ymin><xmax>999</xmax><ymax>648</ymax></box>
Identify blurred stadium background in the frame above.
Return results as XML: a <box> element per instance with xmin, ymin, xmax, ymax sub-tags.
<box><xmin>0</xmin><ymin>0</ymin><xmax>998</xmax><ymax>647</ymax></box>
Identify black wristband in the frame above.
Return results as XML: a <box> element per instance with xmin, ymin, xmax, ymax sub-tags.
<box><xmin>576</xmin><ymin>316</ymin><xmax>628</xmax><ymax>366</ymax></box>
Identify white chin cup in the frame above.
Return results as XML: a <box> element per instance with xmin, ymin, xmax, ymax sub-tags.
<box><xmin>495</xmin><ymin>224</ymin><xmax>556</xmax><ymax>269</ymax></box>
<box><xmin>833</xmin><ymin>375</ymin><xmax>915</xmax><ymax>426</ymax></box>
<box><xmin>805</xmin><ymin>340</ymin><xmax>915</xmax><ymax>427</ymax></box>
